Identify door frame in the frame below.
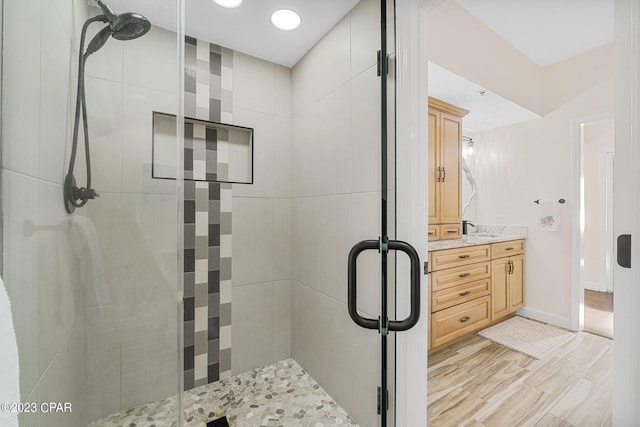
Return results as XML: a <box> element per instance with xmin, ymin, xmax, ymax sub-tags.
<box><xmin>570</xmin><ymin>111</ymin><xmax>614</xmax><ymax>333</ymax></box>
<box><xmin>612</xmin><ymin>0</ymin><xmax>640</xmax><ymax>423</ymax></box>
<box><xmin>394</xmin><ymin>0</ymin><xmax>429</xmax><ymax>426</ymax></box>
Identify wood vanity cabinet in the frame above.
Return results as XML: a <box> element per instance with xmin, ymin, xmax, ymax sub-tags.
<box><xmin>429</xmin><ymin>245</ymin><xmax>491</xmax><ymax>350</ymax></box>
<box><xmin>428</xmin><ymin>240</ymin><xmax>526</xmax><ymax>352</ymax></box>
<box><xmin>428</xmin><ymin>97</ymin><xmax>468</xmax><ymax>241</ymax></box>
<box><xmin>491</xmin><ymin>241</ymin><xmax>525</xmax><ymax>321</ymax></box>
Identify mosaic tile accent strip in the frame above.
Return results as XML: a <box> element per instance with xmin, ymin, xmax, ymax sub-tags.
<box><xmin>88</xmin><ymin>359</ymin><xmax>359</xmax><ymax>427</ymax></box>
<box><xmin>184</xmin><ymin>37</ymin><xmax>234</xmax><ymax>390</ymax></box>
<box><xmin>185</xmin><ymin>37</ymin><xmax>233</xmax><ymax>124</ymax></box>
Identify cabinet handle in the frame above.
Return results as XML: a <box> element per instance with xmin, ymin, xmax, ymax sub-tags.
<box><xmin>436</xmin><ymin>166</ymin><xmax>442</xmax><ymax>182</ymax></box>
<box><xmin>428</xmin><ymin>230</ymin><xmax>434</xmax><ymax>236</ymax></box>
<box><xmin>505</xmin><ymin>247</ymin><xmax>514</xmax><ymax>251</ymax></box>
<box><xmin>459</xmin><ymin>316</ymin><xmax>471</xmax><ymax>323</ymax></box>
<box><xmin>442</xmin><ymin>167</ymin><xmax>446</xmax><ymax>182</ymax></box>
<box><xmin>459</xmin><ymin>273</ymin><xmax>471</xmax><ymax>278</ymax></box>
<box><xmin>458</xmin><ymin>255</ymin><xmax>470</xmax><ymax>259</ymax></box>
<box><xmin>508</xmin><ymin>260</ymin><xmax>514</xmax><ymax>274</ymax></box>
<box><xmin>447</xmin><ymin>229</ymin><xmax>458</xmax><ymax>234</ymax></box>
<box><xmin>459</xmin><ymin>291</ymin><xmax>471</xmax><ymax>296</ymax></box>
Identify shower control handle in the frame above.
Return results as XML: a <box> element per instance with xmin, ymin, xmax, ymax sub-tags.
<box><xmin>74</xmin><ymin>187</ymin><xmax>100</xmax><ymax>200</ymax></box>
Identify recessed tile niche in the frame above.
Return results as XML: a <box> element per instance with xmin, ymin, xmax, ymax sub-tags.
<box><xmin>152</xmin><ymin>111</ymin><xmax>253</xmax><ymax>184</ymax></box>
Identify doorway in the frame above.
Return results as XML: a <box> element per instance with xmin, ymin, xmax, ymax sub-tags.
<box><xmin>580</xmin><ymin>117</ymin><xmax>615</xmax><ymax>340</ymax></box>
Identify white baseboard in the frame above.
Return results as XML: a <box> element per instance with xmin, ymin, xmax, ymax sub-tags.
<box><xmin>516</xmin><ymin>307</ymin><xmax>573</xmax><ymax>330</ymax></box>
<box><xmin>584</xmin><ymin>281</ymin><xmax>608</xmax><ymax>292</ymax></box>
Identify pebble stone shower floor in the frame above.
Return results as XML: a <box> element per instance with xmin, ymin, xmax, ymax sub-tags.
<box><xmin>89</xmin><ymin>359</ymin><xmax>359</xmax><ymax>427</ymax></box>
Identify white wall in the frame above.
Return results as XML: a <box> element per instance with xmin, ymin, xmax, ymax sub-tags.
<box><xmin>469</xmin><ymin>79</ymin><xmax>614</xmax><ymax>326</ymax></box>
<box><xmin>290</xmin><ymin>0</ymin><xmax>383</xmax><ymax>425</ymax></box>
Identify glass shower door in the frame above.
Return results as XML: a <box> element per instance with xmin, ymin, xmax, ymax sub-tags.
<box><xmin>347</xmin><ymin>1</ymin><xmax>422</xmax><ymax>425</ymax></box>
<box><xmin>174</xmin><ymin>0</ymin><xmax>414</xmax><ymax>425</ymax></box>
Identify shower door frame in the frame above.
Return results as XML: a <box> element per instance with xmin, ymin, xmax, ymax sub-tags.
<box><xmin>393</xmin><ymin>0</ymin><xmax>429</xmax><ymax>425</ymax></box>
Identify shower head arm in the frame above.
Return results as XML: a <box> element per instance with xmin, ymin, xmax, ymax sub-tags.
<box><xmin>95</xmin><ymin>0</ymin><xmax>117</xmax><ymax>23</ymax></box>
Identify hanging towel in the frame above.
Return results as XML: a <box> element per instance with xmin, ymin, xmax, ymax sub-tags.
<box><xmin>536</xmin><ymin>201</ymin><xmax>560</xmax><ymax>231</ymax></box>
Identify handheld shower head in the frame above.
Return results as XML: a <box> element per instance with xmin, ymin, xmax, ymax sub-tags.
<box><xmin>64</xmin><ymin>1</ymin><xmax>151</xmax><ymax>213</ymax></box>
<box><xmin>95</xmin><ymin>0</ymin><xmax>151</xmax><ymax>41</ymax></box>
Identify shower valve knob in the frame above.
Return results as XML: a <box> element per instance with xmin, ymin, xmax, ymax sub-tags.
<box><xmin>74</xmin><ymin>187</ymin><xmax>100</xmax><ymax>200</ymax></box>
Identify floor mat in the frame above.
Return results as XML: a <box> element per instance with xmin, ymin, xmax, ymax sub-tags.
<box><xmin>477</xmin><ymin>316</ymin><xmax>575</xmax><ymax>359</ymax></box>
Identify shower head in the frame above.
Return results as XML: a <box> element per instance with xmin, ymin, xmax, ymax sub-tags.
<box><xmin>96</xmin><ymin>0</ymin><xmax>151</xmax><ymax>41</ymax></box>
<box><xmin>109</xmin><ymin>12</ymin><xmax>151</xmax><ymax>40</ymax></box>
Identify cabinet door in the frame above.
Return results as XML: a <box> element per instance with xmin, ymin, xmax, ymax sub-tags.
<box><xmin>491</xmin><ymin>259</ymin><xmax>509</xmax><ymax>320</ymax></box>
<box><xmin>428</xmin><ymin>110</ymin><xmax>440</xmax><ymax>224</ymax></box>
<box><xmin>439</xmin><ymin>112</ymin><xmax>462</xmax><ymax>224</ymax></box>
<box><xmin>509</xmin><ymin>254</ymin><xmax>525</xmax><ymax>311</ymax></box>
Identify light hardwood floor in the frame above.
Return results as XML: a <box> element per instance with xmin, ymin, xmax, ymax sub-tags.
<box><xmin>428</xmin><ymin>330</ymin><xmax>612</xmax><ymax>426</ymax></box>
<box><xmin>584</xmin><ymin>290</ymin><xmax>614</xmax><ymax>339</ymax></box>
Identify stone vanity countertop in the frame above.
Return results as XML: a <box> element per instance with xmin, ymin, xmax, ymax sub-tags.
<box><xmin>428</xmin><ymin>233</ymin><xmax>527</xmax><ymax>252</ymax></box>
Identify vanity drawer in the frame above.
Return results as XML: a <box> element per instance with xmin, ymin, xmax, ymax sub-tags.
<box><xmin>431</xmin><ymin>261</ymin><xmax>491</xmax><ymax>292</ymax></box>
<box><xmin>440</xmin><ymin>223</ymin><xmax>462</xmax><ymax>240</ymax></box>
<box><xmin>431</xmin><ymin>244</ymin><xmax>491</xmax><ymax>271</ymax></box>
<box><xmin>492</xmin><ymin>240</ymin><xmax>524</xmax><ymax>258</ymax></box>
<box><xmin>431</xmin><ymin>296</ymin><xmax>491</xmax><ymax>348</ymax></box>
<box><xmin>428</xmin><ymin>225</ymin><xmax>440</xmax><ymax>241</ymax></box>
<box><xmin>431</xmin><ymin>279</ymin><xmax>491</xmax><ymax>312</ymax></box>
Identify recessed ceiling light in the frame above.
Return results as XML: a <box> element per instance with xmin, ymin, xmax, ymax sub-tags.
<box><xmin>271</xmin><ymin>9</ymin><xmax>301</xmax><ymax>31</ymax></box>
<box><xmin>212</xmin><ymin>0</ymin><xmax>242</xmax><ymax>8</ymax></box>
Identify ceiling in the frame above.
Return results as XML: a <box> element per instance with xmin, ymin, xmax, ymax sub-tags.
<box><xmin>454</xmin><ymin>0</ymin><xmax>614</xmax><ymax>66</ymax></box>
<box><xmin>430</xmin><ymin>0</ymin><xmax>613</xmax><ymax>131</ymax></box>
<box><xmin>105</xmin><ymin>0</ymin><xmax>360</xmax><ymax>67</ymax></box>
<box><xmin>105</xmin><ymin>0</ymin><xmax>613</xmax><ymax>131</ymax></box>
<box><xmin>428</xmin><ymin>63</ymin><xmax>540</xmax><ymax>132</ymax></box>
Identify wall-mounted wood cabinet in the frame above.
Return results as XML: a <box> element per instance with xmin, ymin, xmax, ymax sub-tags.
<box><xmin>428</xmin><ymin>97</ymin><xmax>469</xmax><ymax>240</ymax></box>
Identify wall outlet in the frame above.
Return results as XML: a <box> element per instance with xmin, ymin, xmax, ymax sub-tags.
<box><xmin>496</xmin><ymin>215</ymin><xmax>508</xmax><ymax>224</ymax></box>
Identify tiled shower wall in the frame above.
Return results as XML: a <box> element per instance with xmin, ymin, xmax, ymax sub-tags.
<box><xmin>4</xmin><ymin>1</ymin><xmax>291</xmax><ymax>425</ymax></box>
<box><xmin>183</xmin><ymin>36</ymin><xmax>234</xmax><ymax>388</ymax></box>
<box><xmin>182</xmin><ymin>37</ymin><xmax>294</xmax><ymax>389</ymax></box>
<box><xmin>3</xmin><ymin>0</ymin><xmax>181</xmax><ymax>425</ymax></box>
<box><xmin>290</xmin><ymin>0</ymin><xmax>384</xmax><ymax>426</ymax></box>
